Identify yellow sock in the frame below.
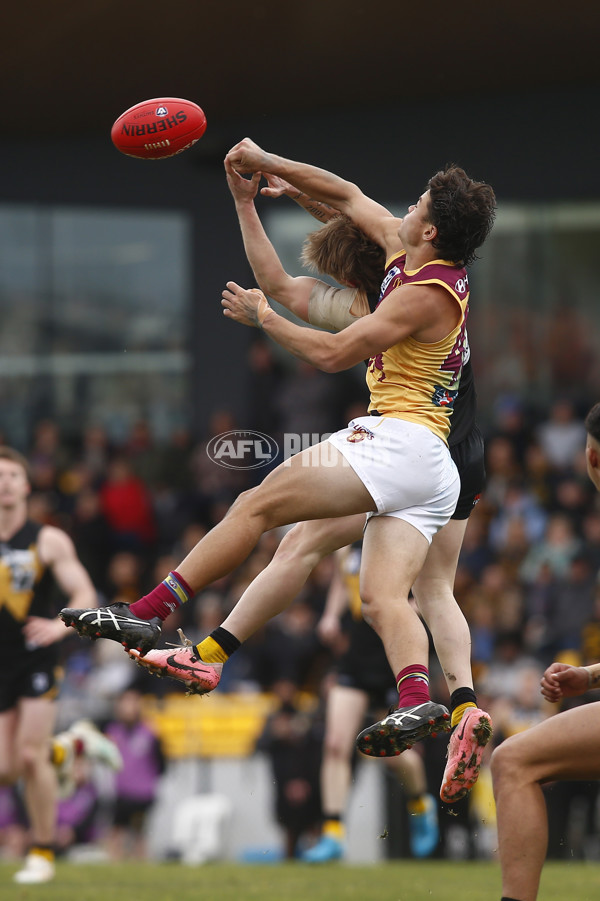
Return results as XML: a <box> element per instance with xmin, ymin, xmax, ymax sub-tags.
<box><xmin>29</xmin><ymin>847</ymin><xmax>54</xmax><ymax>862</ymax></box>
<box><xmin>50</xmin><ymin>740</ymin><xmax>67</xmax><ymax>767</ymax></box>
<box><xmin>322</xmin><ymin>819</ymin><xmax>345</xmax><ymax>841</ymax></box>
<box><xmin>196</xmin><ymin>636</ymin><xmax>230</xmax><ymax>664</ymax></box>
<box><xmin>451</xmin><ymin>701</ymin><xmax>476</xmax><ymax>729</ymax></box>
<box><xmin>407</xmin><ymin>795</ymin><xmax>428</xmax><ymax>816</ymax></box>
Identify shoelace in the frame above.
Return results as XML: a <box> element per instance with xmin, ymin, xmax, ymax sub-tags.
<box><xmin>166</xmin><ymin>629</ymin><xmax>199</xmax><ymax>661</ymax></box>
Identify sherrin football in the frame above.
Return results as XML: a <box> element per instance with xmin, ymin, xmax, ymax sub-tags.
<box><xmin>111</xmin><ymin>97</ymin><xmax>207</xmax><ymax>160</ymax></box>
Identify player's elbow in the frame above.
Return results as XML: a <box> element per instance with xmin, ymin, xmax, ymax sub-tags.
<box><xmin>315</xmin><ymin>347</ymin><xmax>349</xmax><ymax>373</ymax></box>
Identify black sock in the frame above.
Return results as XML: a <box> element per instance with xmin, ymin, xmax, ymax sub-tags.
<box><xmin>210</xmin><ymin>626</ymin><xmax>241</xmax><ymax>657</ymax></box>
<box><xmin>449</xmin><ymin>686</ymin><xmax>477</xmax><ymax>712</ymax></box>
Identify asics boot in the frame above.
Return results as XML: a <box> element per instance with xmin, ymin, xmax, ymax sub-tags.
<box><xmin>356</xmin><ymin>701</ymin><xmax>451</xmax><ymax>757</ymax></box>
<box><xmin>60</xmin><ymin>601</ymin><xmax>161</xmax><ymax>655</ymax></box>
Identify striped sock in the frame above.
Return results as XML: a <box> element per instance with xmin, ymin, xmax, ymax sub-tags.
<box><xmin>396</xmin><ymin>665</ymin><xmax>430</xmax><ymax>707</ymax></box>
<box><xmin>130</xmin><ymin>570</ymin><xmax>193</xmax><ymax>621</ymax></box>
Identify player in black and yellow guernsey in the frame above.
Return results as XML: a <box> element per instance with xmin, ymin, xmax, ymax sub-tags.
<box><xmin>0</xmin><ymin>446</ymin><xmax>99</xmax><ymax>884</ymax></box>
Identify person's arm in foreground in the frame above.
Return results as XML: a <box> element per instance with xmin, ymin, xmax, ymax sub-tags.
<box><xmin>541</xmin><ymin>660</ymin><xmax>600</xmax><ymax>701</ymax></box>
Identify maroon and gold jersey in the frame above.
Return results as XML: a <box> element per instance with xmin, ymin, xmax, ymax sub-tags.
<box><xmin>366</xmin><ymin>250</ymin><xmax>470</xmax><ymax>443</ymax></box>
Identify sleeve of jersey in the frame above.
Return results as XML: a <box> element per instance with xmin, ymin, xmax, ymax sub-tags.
<box><xmin>307</xmin><ymin>282</ymin><xmax>368</xmax><ymax>332</ymax></box>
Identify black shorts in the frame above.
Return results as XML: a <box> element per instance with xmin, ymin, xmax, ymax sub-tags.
<box><xmin>0</xmin><ymin>646</ymin><xmax>61</xmax><ymax>713</ymax></box>
<box><xmin>450</xmin><ymin>425</ymin><xmax>485</xmax><ymax>520</ymax></box>
<box><xmin>336</xmin><ymin>617</ymin><xmax>397</xmax><ymax>710</ymax></box>
<box><xmin>111</xmin><ymin>797</ymin><xmax>154</xmax><ymax>831</ymax></box>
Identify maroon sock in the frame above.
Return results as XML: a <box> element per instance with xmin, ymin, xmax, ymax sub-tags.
<box><xmin>129</xmin><ymin>570</ymin><xmax>193</xmax><ymax>621</ymax></box>
<box><xmin>396</xmin><ymin>664</ymin><xmax>430</xmax><ymax>707</ymax></box>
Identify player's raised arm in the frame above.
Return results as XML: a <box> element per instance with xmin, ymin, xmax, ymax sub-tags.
<box><xmin>226</xmin><ymin>138</ymin><xmax>400</xmax><ymax>253</ymax></box>
<box><xmin>225</xmin><ymin>159</ymin><xmax>317</xmax><ymax>322</ymax></box>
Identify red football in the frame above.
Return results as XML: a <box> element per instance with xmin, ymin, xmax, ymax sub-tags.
<box><xmin>111</xmin><ymin>97</ymin><xmax>207</xmax><ymax>160</ymax></box>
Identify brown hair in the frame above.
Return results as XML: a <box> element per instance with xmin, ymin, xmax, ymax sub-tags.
<box><xmin>301</xmin><ymin>215</ymin><xmax>385</xmax><ymax>295</ymax></box>
<box><xmin>426</xmin><ymin>164</ymin><xmax>496</xmax><ymax>266</ymax></box>
<box><xmin>0</xmin><ymin>446</ymin><xmax>32</xmax><ymax>483</ymax></box>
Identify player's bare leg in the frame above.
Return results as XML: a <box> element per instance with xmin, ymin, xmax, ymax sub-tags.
<box><xmin>10</xmin><ymin>698</ymin><xmax>58</xmax><ymax>883</ymax></box>
<box><xmin>221</xmin><ymin>514</ymin><xmax>366</xmax><ymax>642</ymax></box>
<box><xmin>177</xmin><ymin>444</ymin><xmax>375</xmax><ymax>590</ymax></box>
<box><xmin>491</xmin><ymin>704</ymin><xmax>600</xmax><ymax>901</ymax></box>
<box><xmin>412</xmin><ymin>519</ymin><xmax>472</xmax><ymax>691</ymax></box>
<box><xmin>413</xmin><ymin>518</ymin><xmax>492</xmax><ymax>801</ymax></box>
<box><xmin>356</xmin><ymin>516</ymin><xmax>450</xmax><ymax>756</ymax></box>
<box><xmin>129</xmin><ymin>446</ymin><xmax>375</xmax><ymax>690</ymax></box>
<box><xmin>63</xmin><ymin>442</ymin><xmax>375</xmax><ymax>663</ymax></box>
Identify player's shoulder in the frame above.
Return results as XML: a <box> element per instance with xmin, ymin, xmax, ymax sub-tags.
<box><xmin>37</xmin><ymin>523</ymin><xmax>75</xmax><ymax>561</ymax></box>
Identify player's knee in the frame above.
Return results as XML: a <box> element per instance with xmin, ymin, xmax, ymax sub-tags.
<box><xmin>323</xmin><ymin>733</ymin><xmax>351</xmax><ymax>762</ymax></box>
<box><xmin>232</xmin><ymin>485</ymin><xmax>291</xmax><ymax>533</ymax></box>
<box><xmin>490</xmin><ymin>735</ymin><xmax>523</xmax><ymax>790</ymax></box>
<box><xmin>275</xmin><ymin>522</ymin><xmax>328</xmax><ymax>569</ymax></box>
<box><xmin>19</xmin><ymin>742</ymin><xmax>45</xmax><ymax>777</ymax></box>
<box><xmin>358</xmin><ymin>588</ymin><xmax>386</xmax><ymax>634</ymax></box>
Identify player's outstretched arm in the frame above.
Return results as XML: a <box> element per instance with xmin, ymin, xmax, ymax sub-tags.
<box><xmin>221</xmin><ymin>279</ymin><xmax>428</xmax><ymax>372</ymax></box>
<box><xmin>225</xmin><ymin>159</ymin><xmax>316</xmax><ymax>322</ymax></box>
<box><xmin>261</xmin><ymin>173</ymin><xmax>339</xmax><ymax>224</ymax></box>
<box><xmin>226</xmin><ymin>138</ymin><xmax>398</xmax><ymax>252</ymax></box>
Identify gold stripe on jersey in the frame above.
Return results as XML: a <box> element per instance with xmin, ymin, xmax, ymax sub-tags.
<box><xmin>0</xmin><ymin>542</ymin><xmax>44</xmax><ymax>621</ymax></box>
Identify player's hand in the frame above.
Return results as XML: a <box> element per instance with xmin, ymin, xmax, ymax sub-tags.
<box><xmin>260</xmin><ymin>173</ymin><xmax>296</xmax><ymax>199</ymax></box>
<box><xmin>540</xmin><ymin>661</ymin><xmax>590</xmax><ymax>701</ymax></box>
<box><xmin>226</xmin><ymin>138</ymin><xmax>271</xmax><ymax>175</ymax></box>
<box><xmin>23</xmin><ymin>615</ymin><xmax>68</xmax><ymax>647</ymax></box>
<box><xmin>224</xmin><ymin>158</ymin><xmax>262</xmax><ymax>204</ymax></box>
<box><xmin>222</xmin><ymin>282</ymin><xmax>273</xmax><ymax>328</ymax></box>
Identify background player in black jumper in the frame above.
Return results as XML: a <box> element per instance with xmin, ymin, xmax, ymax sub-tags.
<box><xmin>0</xmin><ymin>446</ymin><xmax>103</xmax><ymax>883</ymax></box>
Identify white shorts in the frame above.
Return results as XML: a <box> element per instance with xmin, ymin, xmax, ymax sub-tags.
<box><xmin>327</xmin><ymin>415</ymin><xmax>460</xmax><ymax>544</ymax></box>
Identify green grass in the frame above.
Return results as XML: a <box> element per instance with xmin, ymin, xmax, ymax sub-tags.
<box><xmin>2</xmin><ymin>860</ymin><xmax>600</xmax><ymax>901</ymax></box>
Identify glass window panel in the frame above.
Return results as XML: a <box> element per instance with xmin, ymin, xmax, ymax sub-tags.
<box><xmin>0</xmin><ymin>205</ymin><xmax>191</xmax><ymax>447</ymax></box>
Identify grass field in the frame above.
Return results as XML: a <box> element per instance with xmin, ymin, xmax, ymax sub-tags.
<box><xmin>2</xmin><ymin>860</ymin><xmax>600</xmax><ymax>901</ymax></box>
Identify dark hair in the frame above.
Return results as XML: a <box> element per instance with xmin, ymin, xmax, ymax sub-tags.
<box><xmin>426</xmin><ymin>164</ymin><xmax>496</xmax><ymax>266</ymax></box>
<box><xmin>301</xmin><ymin>215</ymin><xmax>385</xmax><ymax>294</ymax></box>
<box><xmin>0</xmin><ymin>445</ymin><xmax>32</xmax><ymax>483</ymax></box>
<box><xmin>585</xmin><ymin>403</ymin><xmax>600</xmax><ymax>442</ymax></box>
